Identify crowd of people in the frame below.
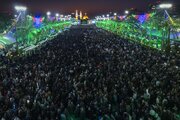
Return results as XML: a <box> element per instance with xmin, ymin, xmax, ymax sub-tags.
<box><xmin>0</xmin><ymin>25</ymin><xmax>180</xmax><ymax>120</ymax></box>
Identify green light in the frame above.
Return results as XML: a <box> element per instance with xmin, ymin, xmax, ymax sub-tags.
<box><xmin>22</xmin><ymin>21</ymin><xmax>72</xmax><ymax>46</ymax></box>
<box><xmin>96</xmin><ymin>18</ymin><xmax>165</xmax><ymax>50</ymax></box>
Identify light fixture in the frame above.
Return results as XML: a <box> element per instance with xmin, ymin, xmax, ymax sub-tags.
<box><xmin>15</xmin><ymin>6</ymin><xmax>27</xmax><ymax>11</ymax></box>
<box><xmin>159</xmin><ymin>3</ymin><xmax>172</xmax><ymax>9</ymax></box>
<box><xmin>125</xmin><ymin>10</ymin><xmax>129</xmax><ymax>14</ymax></box>
<box><xmin>56</xmin><ymin>13</ymin><xmax>59</xmax><ymax>17</ymax></box>
<box><xmin>47</xmin><ymin>11</ymin><xmax>51</xmax><ymax>16</ymax></box>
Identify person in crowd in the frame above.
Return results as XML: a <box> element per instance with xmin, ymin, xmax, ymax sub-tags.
<box><xmin>0</xmin><ymin>25</ymin><xmax>179</xmax><ymax>120</ymax></box>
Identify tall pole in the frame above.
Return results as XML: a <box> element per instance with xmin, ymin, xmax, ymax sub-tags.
<box><xmin>47</xmin><ymin>11</ymin><xmax>51</xmax><ymax>21</ymax></box>
<box><xmin>159</xmin><ymin>3</ymin><xmax>172</xmax><ymax>52</ymax></box>
<box><xmin>114</xmin><ymin>13</ymin><xmax>117</xmax><ymax>20</ymax></box>
<box><xmin>15</xmin><ymin>6</ymin><xmax>27</xmax><ymax>45</ymax></box>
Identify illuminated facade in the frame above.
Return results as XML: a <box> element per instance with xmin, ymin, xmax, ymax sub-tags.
<box><xmin>75</xmin><ymin>10</ymin><xmax>78</xmax><ymax>20</ymax></box>
<box><xmin>80</xmin><ymin>11</ymin><xmax>83</xmax><ymax>20</ymax></box>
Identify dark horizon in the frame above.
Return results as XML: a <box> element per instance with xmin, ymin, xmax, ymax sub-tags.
<box><xmin>0</xmin><ymin>0</ymin><xmax>179</xmax><ymax>17</ymax></box>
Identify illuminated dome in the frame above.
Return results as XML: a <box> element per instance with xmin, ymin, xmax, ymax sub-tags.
<box><xmin>83</xmin><ymin>13</ymin><xmax>89</xmax><ymax>20</ymax></box>
<box><xmin>83</xmin><ymin>15</ymin><xmax>88</xmax><ymax>20</ymax></box>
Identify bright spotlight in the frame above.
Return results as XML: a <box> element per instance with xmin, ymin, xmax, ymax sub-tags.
<box><xmin>125</xmin><ymin>10</ymin><xmax>129</xmax><ymax>14</ymax></box>
<box><xmin>107</xmin><ymin>14</ymin><xmax>109</xmax><ymax>17</ymax></box>
<box><xmin>159</xmin><ymin>3</ymin><xmax>172</xmax><ymax>9</ymax></box>
<box><xmin>56</xmin><ymin>13</ymin><xmax>59</xmax><ymax>17</ymax></box>
<box><xmin>47</xmin><ymin>11</ymin><xmax>51</xmax><ymax>16</ymax></box>
<box><xmin>114</xmin><ymin>13</ymin><xmax>117</xmax><ymax>16</ymax></box>
<box><xmin>15</xmin><ymin>6</ymin><xmax>27</xmax><ymax>11</ymax></box>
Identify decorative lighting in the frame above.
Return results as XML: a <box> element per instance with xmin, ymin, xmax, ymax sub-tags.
<box><xmin>138</xmin><ymin>15</ymin><xmax>147</xmax><ymax>24</ymax></box>
<box><xmin>47</xmin><ymin>11</ymin><xmax>51</xmax><ymax>16</ymax></box>
<box><xmin>33</xmin><ymin>16</ymin><xmax>43</xmax><ymax>28</ymax></box>
<box><xmin>56</xmin><ymin>13</ymin><xmax>59</xmax><ymax>17</ymax></box>
<box><xmin>125</xmin><ymin>10</ymin><xmax>129</xmax><ymax>14</ymax></box>
<box><xmin>159</xmin><ymin>3</ymin><xmax>172</xmax><ymax>9</ymax></box>
<box><xmin>15</xmin><ymin>6</ymin><xmax>27</xmax><ymax>11</ymax></box>
<box><xmin>107</xmin><ymin>14</ymin><xmax>109</xmax><ymax>17</ymax></box>
<box><xmin>114</xmin><ymin>13</ymin><xmax>117</xmax><ymax>16</ymax></box>
<box><xmin>119</xmin><ymin>15</ymin><xmax>126</xmax><ymax>20</ymax></box>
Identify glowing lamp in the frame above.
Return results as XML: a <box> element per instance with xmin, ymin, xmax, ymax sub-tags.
<box><xmin>15</xmin><ymin>6</ymin><xmax>27</xmax><ymax>11</ymax></box>
<box><xmin>56</xmin><ymin>13</ymin><xmax>59</xmax><ymax>17</ymax></box>
<box><xmin>125</xmin><ymin>10</ymin><xmax>129</xmax><ymax>14</ymax></box>
<box><xmin>47</xmin><ymin>11</ymin><xmax>51</xmax><ymax>16</ymax></box>
<box><xmin>159</xmin><ymin>3</ymin><xmax>172</xmax><ymax>9</ymax></box>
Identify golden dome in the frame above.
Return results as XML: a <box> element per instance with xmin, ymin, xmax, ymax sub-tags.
<box><xmin>83</xmin><ymin>13</ymin><xmax>89</xmax><ymax>20</ymax></box>
<box><xmin>83</xmin><ymin>15</ymin><xmax>88</xmax><ymax>20</ymax></box>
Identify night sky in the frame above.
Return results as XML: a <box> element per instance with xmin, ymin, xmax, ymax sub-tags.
<box><xmin>0</xmin><ymin>0</ymin><xmax>179</xmax><ymax>17</ymax></box>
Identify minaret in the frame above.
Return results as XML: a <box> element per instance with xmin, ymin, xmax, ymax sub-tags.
<box><xmin>80</xmin><ymin>11</ymin><xmax>82</xmax><ymax>20</ymax></box>
<box><xmin>75</xmin><ymin>10</ymin><xmax>78</xmax><ymax>20</ymax></box>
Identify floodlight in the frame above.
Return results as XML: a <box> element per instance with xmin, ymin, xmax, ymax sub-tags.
<box><xmin>47</xmin><ymin>11</ymin><xmax>51</xmax><ymax>16</ymax></box>
<box><xmin>15</xmin><ymin>6</ymin><xmax>27</xmax><ymax>11</ymax></box>
<box><xmin>159</xmin><ymin>3</ymin><xmax>172</xmax><ymax>9</ymax></box>
<box><xmin>125</xmin><ymin>10</ymin><xmax>129</xmax><ymax>14</ymax></box>
<box><xmin>56</xmin><ymin>13</ymin><xmax>59</xmax><ymax>17</ymax></box>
